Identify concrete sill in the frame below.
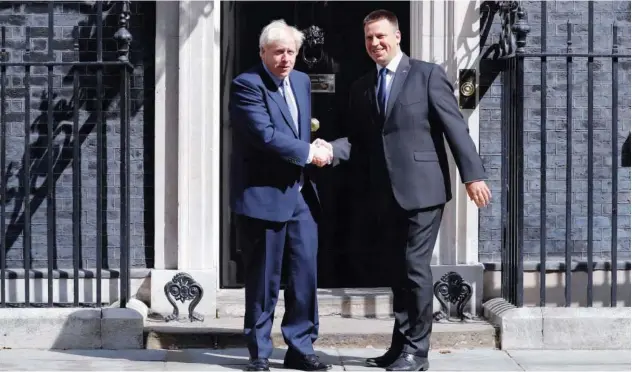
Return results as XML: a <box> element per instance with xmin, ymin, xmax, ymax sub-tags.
<box><xmin>483</xmin><ymin>297</ymin><xmax>631</xmax><ymax>350</ymax></box>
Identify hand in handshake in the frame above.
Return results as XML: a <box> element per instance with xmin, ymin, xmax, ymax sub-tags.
<box><xmin>310</xmin><ymin>138</ymin><xmax>333</xmax><ymax>167</ymax></box>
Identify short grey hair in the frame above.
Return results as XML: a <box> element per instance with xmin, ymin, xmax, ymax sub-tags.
<box><xmin>259</xmin><ymin>19</ymin><xmax>304</xmax><ymax>51</ymax></box>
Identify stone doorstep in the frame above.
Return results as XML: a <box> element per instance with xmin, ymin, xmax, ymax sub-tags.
<box><xmin>215</xmin><ymin>282</ymin><xmax>483</xmax><ymax>319</ymax></box>
<box><xmin>0</xmin><ymin>299</ymin><xmax>147</xmax><ymax>350</ymax></box>
<box><xmin>483</xmin><ymin>297</ymin><xmax>632</xmax><ymax>350</ymax></box>
<box><xmin>143</xmin><ymin>316</ymin><xmax>498</xmax><ymax>350</ymax></box>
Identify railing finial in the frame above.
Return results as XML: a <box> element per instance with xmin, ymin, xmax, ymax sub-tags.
<box><xmin>114</xmin><ymin>0</ymin><xmax>132</xmax><ymax>64</ymax></box>
<box><xmin>513</xmin><ymin>2</ymin><xmax>530</xmax><ymax>54</ymax></box>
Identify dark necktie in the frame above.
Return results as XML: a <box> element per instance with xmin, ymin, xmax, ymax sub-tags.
<box><xmin>377</xmin><ymin>67</ymin><xmax>388</xmax><ymax>117</ymax></box>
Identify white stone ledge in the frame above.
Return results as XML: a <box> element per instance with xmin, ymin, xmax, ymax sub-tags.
<box><xmin>483</xmin><ymin>297</ymin><xmax>631</xmax><ymax>350</ymax></box>
<box><xmin>0</xmin><ymin>299</ymin><xmax>148</xmax><ymax>349</ymax></box>
<box><xmin>0</xmin><ymin>277</ymin><xmax>147</xmax><ymax>304</ymax></box>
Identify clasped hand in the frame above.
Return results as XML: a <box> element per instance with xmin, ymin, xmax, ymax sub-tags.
<box><xmin>310</xmin><ymin>138</ymin><xmax>333</xmax><ymax>167</ymax></box>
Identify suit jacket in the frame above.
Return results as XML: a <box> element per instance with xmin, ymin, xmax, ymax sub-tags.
<box><xmin>229</xmin><ymin>63</ymin><xmax>315</xmax><ymax>222</ymax></box>
<box><xmin>338</xmin><ymin>54</ymin><xmax>486</xmax><ymax>211</ymax></box>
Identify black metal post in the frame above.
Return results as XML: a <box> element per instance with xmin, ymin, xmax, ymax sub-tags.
<box><xmin>539</xmin><ymin>0</ymin><xmax>547</xmax><ymax>307</ymax></box>
<box><xmin>96</xmin><ymin>0</ymin><xmax>104</xmax><ymax>306</ymax></box>
<box><xmin>23</xmin><ymin>27</ymin><xmax>31</xmax><ymax>307</ymax></box>
<box><xmin>46</xmin><ymin>0</ymin><xmax>55</xmax><ymax>307</ymax></box>
<box><xmin>586</xmin><ymin>1</ymin><xmax>594</xmax><ymax>307</ymax></box>
<box><xmin>510</xmin><ymin>3</ymin><xmax>529</xmax><ymax>307</ymax></box>
<box><xmin>610</xmin><ymin>21</ymin><xmax>619</xmax><ymax>307</ymax></box>
<box><xmin>564</xmin><ymin>21</ymin><xmax>573</xmax><ymax>307</ymax></box>
<box><xmin>72</xmin><ymin>25</ymin><xmax>82</xmax><ymax>307</ymax></box>
<box><xmin>0</xmin><ymin>26</ymin><xmax>5</xmax><ymax>307</ymax></box>
<box><xmin>115</xmin><ymin>0</ymin><xmax>133</xmax><ymax>309</ymax></box>
<box><xmin>500</xmin><ymin>58</ymin><xmax>509</xmax><ymax>303</ymax></box>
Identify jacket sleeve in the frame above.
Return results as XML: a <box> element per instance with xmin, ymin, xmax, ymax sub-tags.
<box><xmin>230</xmin><ymin>76</ymin><xmax>311</xmax><ymax>167</ymax></box>
<box><xmin>427</xmin><ymin>64</ymin><xmax>486</xmax><ymax>183</ymax></box>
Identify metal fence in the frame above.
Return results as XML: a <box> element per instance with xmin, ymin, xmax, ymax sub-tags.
<box><xmin>0</xmin><ymin>1</ymin><xmax>133</xmax><ymax>308</ymax></box>
<box><xmin>498</xmin><ymin>1</ymin><xmax>630</xmax><ymax>307</ymax></box>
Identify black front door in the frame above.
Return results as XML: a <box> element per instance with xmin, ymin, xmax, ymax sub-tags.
<box><xmin>220</xmin><ymin>1</ymin><xmax>410</xmax><ymax>288</ymax></box>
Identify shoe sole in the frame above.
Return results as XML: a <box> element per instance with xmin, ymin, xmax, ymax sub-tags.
<box><xmin>282</xmin><ymin>363</ymin><xmax>332</xmax><ymax>371</ymax></box>
<box><xmin>385</xmin><ymin>362</ymin><xmax>430</xmax><ymax>371</ymax></box>
<box><xmin>366</xmin><ymin>361</ymin><xmax>395</xmax><ymax>368</ymax></box>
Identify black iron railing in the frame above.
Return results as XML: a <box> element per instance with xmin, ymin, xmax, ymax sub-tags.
<box><xmin>497</xmin><ymin>1</ymin><xmax>630</xmax><ymax>307</ymax></box>
<box><xmin>0</xmin><ymin>1</ymin><xmax>133</xmax><ymax>308</ymax></box>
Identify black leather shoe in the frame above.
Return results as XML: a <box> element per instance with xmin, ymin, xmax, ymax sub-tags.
<box><xmin>386</xmin><ymin>352</ymin><xmax>429</xmax><ymax>371</ymax></box>
<box><xmin>366</xmin><ymin>348</ymin><xmax>401</xmax><ymax>368</ymax></box>
<box><xmin>245</xmin><ymin>358</ymin><xmax>270</xmax><ymax>371</ymax></box>
<box><xmin>283</xmin><ymin>352</ymin><xmax>331</xmax><ymax>371</ymax></box>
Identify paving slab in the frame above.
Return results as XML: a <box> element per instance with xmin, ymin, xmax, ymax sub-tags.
<box><xmin>338</xmin><ymin>348</ymin><xmax>523</xmax><ymax>371</ymax></box>
<box><xmin>0</xmin><ymin>349</ymin><xmax>168</xmax><ymax>361</ymax></box>
<box><xmin>0</xmin><ymin>360</ymin><xmax>165</xmax><ymax>371</ymax></box>
<box><xmin>165</xmin><ymin>347</ymin><xmax>342</xmax><ymax>369</ymax></box>
<box><xmin>507</xmin><ymin>350</ymin><xmax>632</xmax><ymax>371</ymax></box>
<box><xmin>166</xmin><ymin>348</ymin><xmax>343</xmax><ymax>371</ymax></box>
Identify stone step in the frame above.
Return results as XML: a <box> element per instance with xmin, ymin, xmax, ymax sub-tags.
<box><xmin>214</xmin><ymin>287</ymin><xmax>481</xmax><ymax>319</ymax></box>
<box><xmin>144</xmin><ymin>315</ymin><xmax>498</xmax><ymax>350</ymax></box>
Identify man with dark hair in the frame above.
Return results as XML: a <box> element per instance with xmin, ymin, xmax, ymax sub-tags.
<box><xmin>329</xmin><ymin>9</ymin><xmax>492</xmax><ymax>371</ymax></box>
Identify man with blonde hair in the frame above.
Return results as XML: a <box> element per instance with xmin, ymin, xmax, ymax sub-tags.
<box><xmin>229</xmin><ymin>19</ymin><xmax>332</xmax><ymax>372</ymax></box>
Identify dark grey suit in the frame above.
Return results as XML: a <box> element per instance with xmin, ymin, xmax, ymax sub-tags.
<box><xmin>333</xmin><ymin>54</ymin><xmax>486</xmax><ymax>357</ymax></box>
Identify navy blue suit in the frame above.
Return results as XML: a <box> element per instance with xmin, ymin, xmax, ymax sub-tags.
<box><xmin>229</xmin><ymin>62</ymin><xmax>319</xmax><ymax>359</ymax></box>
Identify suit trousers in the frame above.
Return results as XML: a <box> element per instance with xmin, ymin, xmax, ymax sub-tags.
<box><xmin>236</xmin><ymin>192</ymin><xmax>319</xmax><ymax>360</ymax></box>
<box><xmin>377</xmin><ymin>189</ymin><xmax>444</xmax><ymax>358</ymax></box>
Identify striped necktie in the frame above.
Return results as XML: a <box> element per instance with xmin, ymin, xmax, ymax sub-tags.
<box><xmin>282</xmin><ymin>79</ymin><xmax>299</xmax><ymax>133</ymax></box>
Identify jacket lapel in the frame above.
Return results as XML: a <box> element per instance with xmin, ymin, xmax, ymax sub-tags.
<box><xmin>384</xmin><ymin>54</ymin><xmax>411</xmax><ymax>122</ymax></box>
<box><xmin>269</xmin><ymin>90</ymin><xmax>299</xmax><ymax>138</ymax></box>
<box><xmin>364</xmin><ymin>72</ymin><xmax>379</xmax><ymax>122</ymax></box>
<box><xmin>289</xmin><ymin>73</ymin><xmax>309</xmax><ymax>141</ymax></box>
<box><xmin>260</xmin><ymin>66</ymin><xmax>299</xmax><ymax>138</ymax></box>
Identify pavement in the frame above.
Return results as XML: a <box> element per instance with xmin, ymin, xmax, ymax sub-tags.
<box><xmin>0</xmin><ymin>348</ymin><xmax>629</xmax><ymax>371</ymax></box>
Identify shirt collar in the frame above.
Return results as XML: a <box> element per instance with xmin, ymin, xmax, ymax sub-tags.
<box><xmin>262</xmin><ymin>61</ymin><xmax>287</xmax><ymax>87</ymax></box>
<box><xmin>376</xmin><ymin>50</ymin><xmax>403</xmax><ymax>75</ymax></box>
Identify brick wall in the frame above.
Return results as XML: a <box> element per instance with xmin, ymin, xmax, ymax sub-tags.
<box><xmin>479</xmin><ymin>1</ymin><xmax>631</xmax><ymax>263</ymax></box>
<box><xmin>0</xmin><ymin>2</ymin><xmax>154</xmax><ymax>269</ymax></box>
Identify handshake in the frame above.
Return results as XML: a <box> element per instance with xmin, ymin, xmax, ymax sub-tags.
<box><xmin>309</xmin><ymin>138</ymin><xmax>333</xmax><ymax>167</ymax></box>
